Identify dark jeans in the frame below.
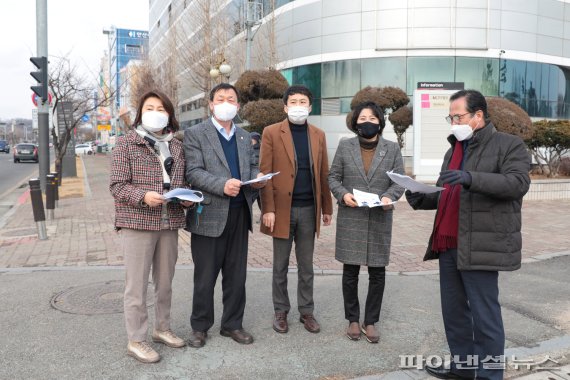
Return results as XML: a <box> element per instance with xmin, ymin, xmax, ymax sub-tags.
<box><xmin>190</xmin><ymin>205</ymin><xmax>249</xmax><ymax>332</ymax></box>
<box><xmin>439</xmin><ymin>249</ymin><xmax>504</xmax><ymax>380</ymax></box>
<box><xmin>272</xmin><ymin>205</ymin><xmax>316</xmax><ymax>314</ymax></box>
<box><xmin>342</xmin><ymin>264</ymin><xmax>386</xmax><ymax>325</ymax></box>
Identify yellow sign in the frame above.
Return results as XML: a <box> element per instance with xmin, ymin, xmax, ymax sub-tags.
<box><xmin>97</xmin><ymin>125</ymin><xmax>111</xmax><ymax>131</ymax></box>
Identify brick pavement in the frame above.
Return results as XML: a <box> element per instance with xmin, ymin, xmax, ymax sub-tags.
<box><xmin>0</xmin><ymin>154</ymin><xmax>569</xmax><ymax>272</ymax></box>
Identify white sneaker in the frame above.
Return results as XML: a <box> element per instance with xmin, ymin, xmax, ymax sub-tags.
<box><xmin>152</xmin><ymin>329</ymin><xmax>186</xmax><ymax>348</ymax></box>
<box><xmin>127</xmin><ymin>341</ymin><xmax>160</xmax><ymax>363</ymax></box>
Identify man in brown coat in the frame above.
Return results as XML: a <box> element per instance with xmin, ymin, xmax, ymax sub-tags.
<box><xmin>259</xmin><ymin>85</ymin><xmax>333</xmax><ymax>334</ymax></box>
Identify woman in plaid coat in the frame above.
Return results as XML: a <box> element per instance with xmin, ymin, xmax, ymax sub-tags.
<box><xmin>110</xmin><ymin>90</ymin><xmax>192</xmax><ymax>363</ymax></box>
<box><xmin>328</xmin><ymin>101</ymin><xmax>405</xmax><ymax>344</ymax></box>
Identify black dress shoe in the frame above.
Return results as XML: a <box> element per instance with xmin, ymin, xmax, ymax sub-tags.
<box><xmin>425</xmin><ymin>365</ymin><xmax>474</xmax><ymax>379</ymax></box>
<box><xmin>188</xmin><ymin>330</ymin><xmax>207</xmax><ymax>348</ymax></box>
<box><xmin>220</xmin><ymin>328</ymin><xmax>254</xmax><ymax>345</ymax></box>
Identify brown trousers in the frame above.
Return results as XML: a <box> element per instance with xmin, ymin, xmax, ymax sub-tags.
<box><xmin>121</xmin><ymin>228</ymin><xmax>178</xmax><ymax>342</ymax></box>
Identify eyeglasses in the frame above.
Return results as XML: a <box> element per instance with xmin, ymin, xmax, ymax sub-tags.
<box><xmin>445</xmin><ymin>112</ymin><xmax>472</xmax><ymax>124</ymax></box>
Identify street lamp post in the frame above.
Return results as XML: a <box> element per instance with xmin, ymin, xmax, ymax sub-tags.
<box><xmin>210</xmin><ymin>57</ymin><xmax>232</xmax><ymax>84</ymax></box>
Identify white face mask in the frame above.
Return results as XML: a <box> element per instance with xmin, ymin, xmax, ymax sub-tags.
<box><xmin>287</xmin><ymin>106</ymin><xmax>310</xmax><ymax>124</ymax></box>
<box><xmin>141</xmin><ymin>111</ymin><xmax>169</xmax><ymax>133</ymax></box>
<box><xmin>213</xmin><ymin>102</ymin><xmax>238</xmax><ymax>122</ymax></box>
<box><xmin>451</xmin><ymin>124</ymin><xmax>474</xmax><ymax>141</ymax></box>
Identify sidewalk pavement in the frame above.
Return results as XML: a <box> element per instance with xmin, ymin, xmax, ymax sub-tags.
<box><xmin>1</xmin><ymin>154</ymin><xmax>569</xmax><ymax>272</ymax></box>
<box><xmin>0</xmin><ymin>154</ymin><xmax>569</xmax><ymax>379</ymax></box>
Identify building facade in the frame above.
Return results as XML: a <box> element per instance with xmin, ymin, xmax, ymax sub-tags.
<box><xmin>149</xmin><ymin>0</ymin><xmax>570</xmax><ymax>174</ymax></box>
<box><xmin>102</xmin><ymin>27</ymin><xmax>149</xmax><ymax>135</ymax></box>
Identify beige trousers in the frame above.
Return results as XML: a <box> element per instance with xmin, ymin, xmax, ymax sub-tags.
<box><xmin>121</xmin><ymin>228</ymin><xmax>178</xmax><ymax>342</ymax></box>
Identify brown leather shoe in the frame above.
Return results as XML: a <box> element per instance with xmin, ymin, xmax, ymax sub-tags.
<box><xmin>300</xmin><ymin>314</ymin><xmax>320</xmax><ymax>333</ymax></box>
<box><xmin>346</xmin><ymin>322</ymin><xmax>361</xmax><ymax>341</ymax></box>
<box><xmin>361</xmin><ymin>324</ymin><xmax>379</xmax><ymax>343</ymax></box>
<box><xmin>188</xmin><ymin>330</ymin><xmax>207</xmax><ymax>348</ymax></box>
<box><xmin>273</xmin><ymin>312</ymin><xmax>288</xmax><ymax>333</ymax></box>
<box><xmin>220</xmin><ymin>328</ymin><xmax>254</xmax><ymax>344</ymax></box>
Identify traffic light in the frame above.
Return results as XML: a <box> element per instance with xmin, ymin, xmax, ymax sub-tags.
<box><xmin>30</xmin><ymin>56</ymin><xmax>48</xmax><ymax>102</ymax></box>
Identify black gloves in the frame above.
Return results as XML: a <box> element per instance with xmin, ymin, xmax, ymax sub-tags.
<box><xmin>405</xmin><ymin>190</ymin><xmax>424</xmax><ymax>209</ymax></box>
<box><xmin>439</xmin><ymin>170</ymin><xmax>472</xmax><ymax>186</ymax></box>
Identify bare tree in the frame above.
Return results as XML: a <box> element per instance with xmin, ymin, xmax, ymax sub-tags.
<box><xmin>252</xmin><ymin>0</ymin><xmax>279</xmax><ymax>69</ymax></box>
<box><xmin>128</xmin><ymin>60</ymin><xmax>158</xmax><ymax>110</ymax></box>
<box><xmin>173</xmin><ymin>0</ymin><xmax>231</xmax><ymax>118</ymax></box>
<box><xmin>526</xmin><ymin>120</ymin><xmax>570</xmax><ymax>177</ymax></box>
<box><xmin>155</xmin><ymin>24</ymin><xmax>179</xmax><ymax>108</ymax></box>
<box><xmin>49</xmin><ymin>57</ymin><xmax>113</xmax><ymax>177</ymax></box>
<box><xmin>347</xmin><ymin>86</ymin><xmax>413</xmax><ymax>148</ymax></box>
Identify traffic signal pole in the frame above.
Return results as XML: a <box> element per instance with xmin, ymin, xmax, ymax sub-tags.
<box><xmin>35</xmin><ymin>0</ymin><xmax>49</xmax><ymax>191</ymax></box>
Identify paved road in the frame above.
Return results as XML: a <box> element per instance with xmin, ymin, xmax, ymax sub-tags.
<box><xmin>0</xmin><ymin>152</ymin><xmax>39</xmax><ymax>222</ymax></box>
<box><xmin>0</xmin><ymin>151</ymin><xmax>38</xmax><ymax>197</ymax></box>
<box><xmin>0</xmin><ymin>255</ymin><xmax>568</xmax><ymax>379</ymax></box>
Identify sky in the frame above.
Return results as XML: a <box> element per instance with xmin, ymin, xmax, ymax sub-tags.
<box><xmin>0</xmin><ymin>0</ymin><xmax>149</xmax><ymax>120</ymax></box>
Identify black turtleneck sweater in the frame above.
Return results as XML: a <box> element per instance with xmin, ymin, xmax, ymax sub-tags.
<box><xmin>289</xmin><ymin>121</ymin><xmax>314</xmax><ymax>206</ymax></box>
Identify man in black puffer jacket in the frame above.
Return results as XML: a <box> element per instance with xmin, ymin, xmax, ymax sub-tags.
<box><xmin>406</xmin><ymin>90</ymin><xmax>530</xmax><ymax>380</ymax></box>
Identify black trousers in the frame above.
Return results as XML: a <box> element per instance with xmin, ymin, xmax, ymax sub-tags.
<box><xmin>439</xmin><ymin>249</ymin><xmax>504</xmax><ymax>380</ymax></box>
<box><xmin>190</xmin><ymin>205</ymin><xmax>249</xmax><ymax>332</ymax></box>
<box><xmin>342</xmin><ymin>264</ymin><xmax>386</xmax><ymax>325</ymax></box>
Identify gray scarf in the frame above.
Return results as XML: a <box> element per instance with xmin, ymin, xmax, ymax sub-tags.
<box><xmin>136</xmin><ymin>126</ymin><xmax>174</xmax><ymax>188</ymax></box>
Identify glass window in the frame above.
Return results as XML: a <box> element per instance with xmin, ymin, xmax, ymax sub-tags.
<box><xmin>280</xmin><ymin>68</ymin><xmax>293</xmax><ymax>85</ymax></box>
<box><xmin>524</xmin><ymin>61</ymin><xmax>538</xmax><ymax>116</ymax></box>
<box><xmin>361</xmin><ymin>57</ymin><xmax>406</xmax><ymax>90</ymax></box>
<box><xmin>498</xmin><ymin>59</ymin><xmax>525</xmax><ymax>107</ymax></box>
<box><xmin>275</xmin><ymin>0</ymin><xmax>294</xmax><ymax>9</ymax></box>
<box><xmin>548</xmin><ymin>65</ymin><xmax>566</xmax><ymax>118</ymax></box>
<box><xmin>455</xmin><ymin>57</ymin><xmax>499</xmax><ymax>97</ymax></box>
<box><xmin>293</xmin><ymin>64</ymin><xmax>321</xmax><ymax>115</ymax></box>
<box><xmin>537</xmin><ymin>63</ymin><xmax>551</xmax><ymax>117</ymax></box>
<box><xmin>406</xmin><ymin>57</ymin><xmax>455</xmax><ymax>95</ymax></box>
<box><xmin>340</xmin><ymin>97</ymin><xmax>353</xmax><ymax>114</ymax></box>
<box><xmin>322</xmin><ymin>60</ymin><xmax>361</xmax><ymax>98</ymax></box>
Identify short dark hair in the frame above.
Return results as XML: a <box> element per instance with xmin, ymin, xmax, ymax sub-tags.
<box><xmin>132</xmin><ymin>90</ymin><xmax>180</xmax><ymax>132</ymax></box>
<box><xmin>350</xmin><ymin>101</ymin><xmax>385</xmax><ymax>134</ymax></box>
<box><xmin>450</xmin><ymin>89</ymin><xmax>488</xmax><ymax>119</ymax></box>
<box><xmin>209</xmin><ymin>83</ymin><xmax>240</xmax><ymax>102</ymax></box>
<box><xmin>283</xmin><ymin>85</ymin><xmax>313</xmax><ymax>105</ymax></box>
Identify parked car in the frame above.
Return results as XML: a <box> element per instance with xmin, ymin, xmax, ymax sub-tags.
<box><xmin>75</xmin><ymin>144</ymin><xmax>94</xmax><ymax>155</ymax></box>
<box><xmin>0</xmin><ymin>140</ymin><xmax>9</xmax><ymax>153</ymax></box>
<box><xmin>13</xmin><ymin>143</ymin><xmax>38</xmax><ymax>163</ymax></box>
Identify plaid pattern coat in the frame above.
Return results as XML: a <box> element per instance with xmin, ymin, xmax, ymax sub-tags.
<box><xmin>110</xmin><ymin>130</ymin><xmax>187</xmax><ymax>231</ymax></box>
<box><xmin>328</xmin><ymin>136</ymin><xmax>405</xmax><ymax>267</ymax></box>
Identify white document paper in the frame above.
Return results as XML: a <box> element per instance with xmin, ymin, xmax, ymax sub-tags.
<box><xmin>240</xmin><ymin>172</ymin><xmax>280</xmax><ymax>185</ymax></box>
<box><xmin>163</xmin><ymin>188</ymin><xmax>205</xmax><ymax>202</ymax></box>
<box><xmin>386</xmin><ymin>171</ymin><xmax>445</xmax><ymax>194</ymax></box>
<box><xmin>353</xmin><ymin>189</ymin><xmax>397</xmax><ymax>208</ymax></box>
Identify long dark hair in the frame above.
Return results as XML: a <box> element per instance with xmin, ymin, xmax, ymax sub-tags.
<box><xmin>132</xmin><ymin>90</ymin><xmax>180</xmax><ymax>132</ymax></box>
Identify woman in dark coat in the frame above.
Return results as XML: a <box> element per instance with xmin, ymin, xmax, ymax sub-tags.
<box><xmin>328</xmin><ymin>101</ymin><xmax>404</xmax><ymax>343</ymax></box>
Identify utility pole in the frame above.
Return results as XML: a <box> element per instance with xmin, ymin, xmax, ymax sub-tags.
<box><xmin>245</xmin><ymin>0</ymin><xmax>263</xmax><ymax>70</ymax></box>
<box><xmin>33</xmin><ymin>0</ymin><xmax>49</xmax><ymax>191</ymax></box>
<box><xmin>103</xmin><ymin>28</ymin><xmax>115</xmax><ymax>138</ymax></box>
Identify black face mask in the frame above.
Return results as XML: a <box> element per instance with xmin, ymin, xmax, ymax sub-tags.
<box><xmin>356</xmin><ymin>122</ymin><xmax>380</xmax><ymax>139</ymax></box>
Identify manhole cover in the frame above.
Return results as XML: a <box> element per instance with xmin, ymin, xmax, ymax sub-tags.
<box><xmin>51</xmin><ymin>280</ymin><xmax>154</xmax><ymax>315</ymax></box>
